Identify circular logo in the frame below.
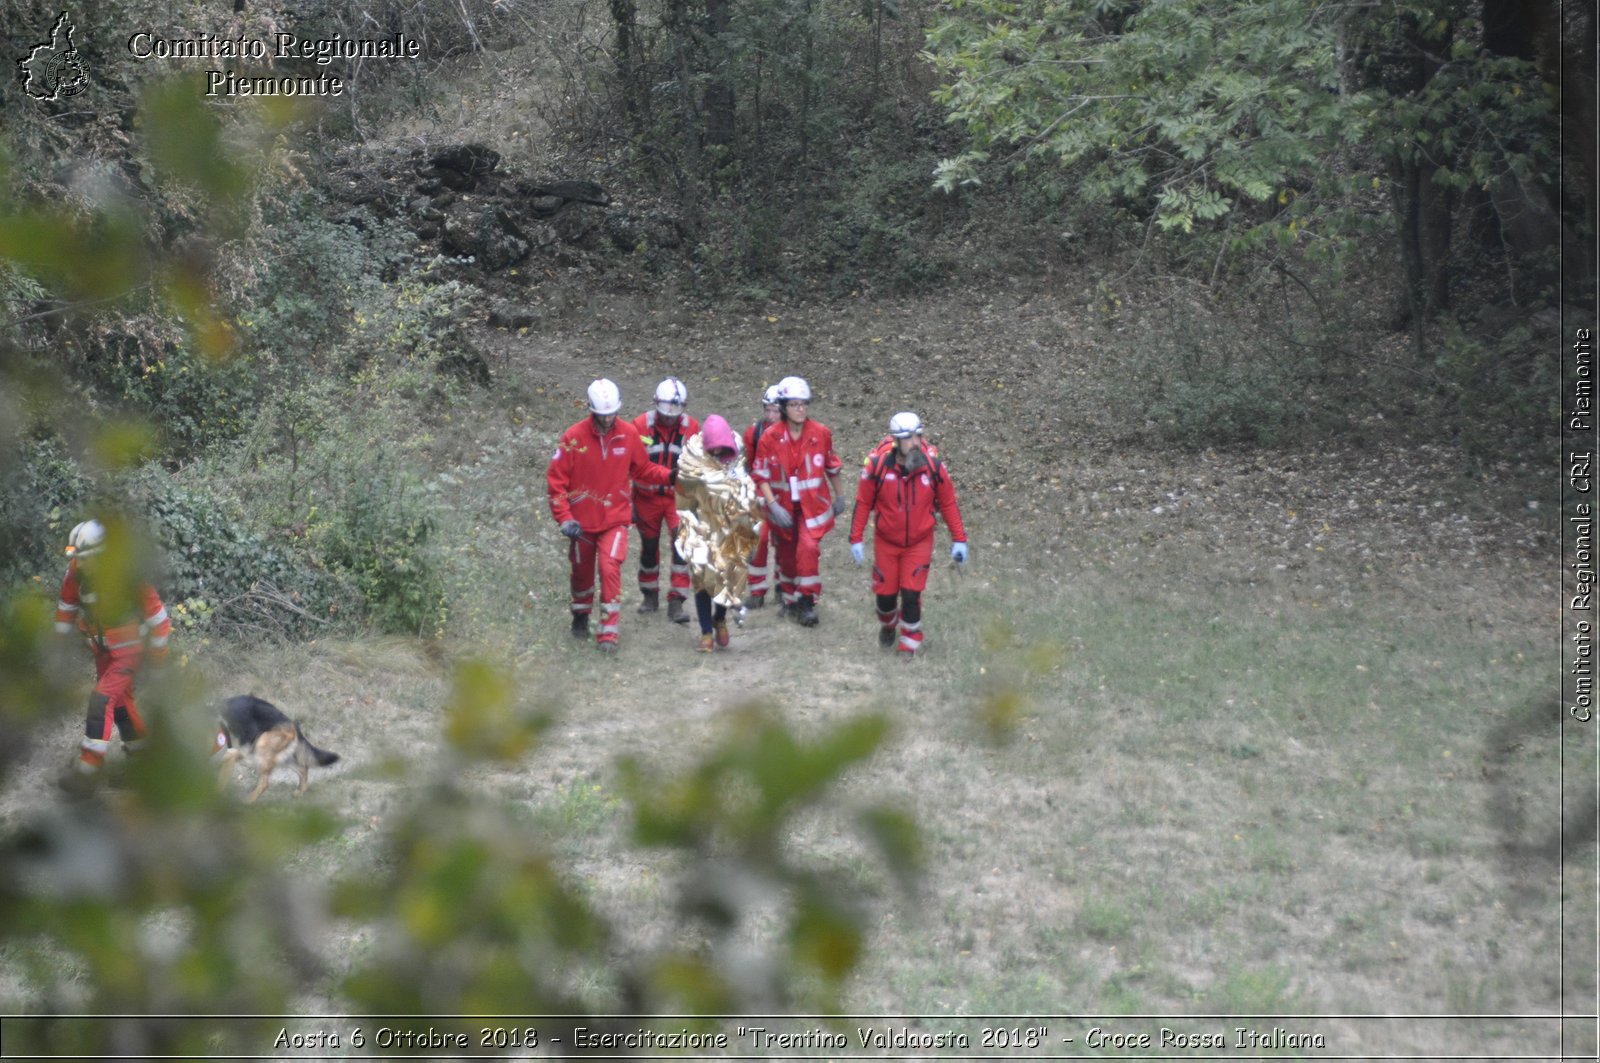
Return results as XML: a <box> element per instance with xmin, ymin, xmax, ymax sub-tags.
<box><xmin>49</xmin><ymin>51</ymin><xmax>87</xmax><ymax>97</ymax></box>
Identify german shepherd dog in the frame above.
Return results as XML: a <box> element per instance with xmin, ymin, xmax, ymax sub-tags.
<box><xmin>217</xmin><ymin>695</ymin><xmax>340</xmax><ymax>803</ymax></box>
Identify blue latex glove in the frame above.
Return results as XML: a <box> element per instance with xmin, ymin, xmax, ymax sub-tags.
<box><xmin>831</xmin><ymin>495</ymin><xmax>847</xmax><ymax>517</ymax></box>
<box><xmin>766</xmin><ymin>501</ymin><xmax>794</xmax><ymax>530</ymax></box>
<box><xmin>850</xmin><ymin>542</ymin><xmax>865</xmax><ymax>566</ymax></box>
<box><xmin>560</xmin><ymin>520</ymin><xmax>583</xmax><ymax>540</ymax></box>
<box><xmin>951</xmin><ymin>542</ymin><xmax>969</xmax><ymax>565</ymax></box>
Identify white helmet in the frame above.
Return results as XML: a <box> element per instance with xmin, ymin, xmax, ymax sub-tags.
<box><xmin>654</xmin><ymin>377</ymin><xmax>687</xmax><ymax>417</ymax></box>
<box><xmin>776</xmin><ymin>376</ymin><xmax>811</xmax><ymax>402</ymax></box>
<box><xmin>587</xmin><ymin>378</ymin><xmax>622</xmax><ymax>415</ymax></box>
<box><xmin>762</xmin><ymin>384</ymin><xmax>780</xmax><ymax>405</ymax></box>
<box><xmin>888</xmin><ymin>412</ymin><xmax>923</xmax><ymax>439</ymax></box>
<box><xmin>67</xmin><ymin>519</ymin><xmax>106</xmax><ymax>559</ymax></box>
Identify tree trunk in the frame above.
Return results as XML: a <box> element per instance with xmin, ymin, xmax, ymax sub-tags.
<box><xmin>1364</xmin><ymin>8</ymin><xmax>1456</xmax><ymax>336</ymax></box>
<box><xmin>797</xmin><ymin>0</ymin><xmax>816</xmax><ymax>171</ymax></box>
<box><xmin>702</xmin><ymin>0</ymin><xmax>736</xmax><ymax>182</ymax></box>
<box><xmin>609</xmin><ymin>0</ymin><xmax>642</xmax><ymax>127</ymax></box>
<box><xmin>665</xmin><ymin>0</ymin><xmax>705</xmax><ymax>224</ymax></box>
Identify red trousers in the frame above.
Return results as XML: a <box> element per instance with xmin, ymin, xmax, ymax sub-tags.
<box><xmin>634</xmin><ymin>494</ymin><xmax>689</xmax><ymax>600</ymax></box>
<box><xmin>78</xmin><ymin>646</ymin><xmax>148</xmax><ymax>770</ymax></box>
<box><xmin>873</xmin><ymin>537</ymin><xmax>934</xmax><ymax>654</ymax></box>
<box><xmin>748</xmin><ymin>520</ymin><xmax>771</xmax><ymax>597</ymax></box>
<box><xmin>773</xmin><ymin>521</ymin><xmax>829</xmax><ymax>603</ymax></box>
<box><xmin>633</xmin><ymin>493</ymin><xmax>678</xmax><ymax>538</ymax></box>
<box><xmin>569</xmin><ymin>525</ymin><xmax>629</xmax><ymax>644</ymax></box>
<box><xmin>871</xmin><ymin>537</ymin><xmax>934</xmax><ymax>596</ymax></box>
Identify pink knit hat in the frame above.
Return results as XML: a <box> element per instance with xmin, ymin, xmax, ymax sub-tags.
<box><xmin>702</xmin><ymin>414</ymin><xmax>736</xmax><ymax>454</ymax></box>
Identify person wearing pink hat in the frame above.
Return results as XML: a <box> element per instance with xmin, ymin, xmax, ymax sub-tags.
<box><xmin>674</xmin><ymin>414</ymin><xmax>764</xmax><ymax>652</ymax></box>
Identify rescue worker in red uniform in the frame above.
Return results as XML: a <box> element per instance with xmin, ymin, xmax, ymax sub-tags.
<box><xmin>849</xmin><ymin>412</ymin><xmax>969</xmax><ymax>658</ymax></box>
<box><xmin>54</xmin><ymin>519</ymin><xmax>172</xmax><ymax>776</ymax></box>
<box><xmin>752</xmin><ymin>376</ymin><xmax>845</xmax><ymax>627</ymax></box>
<box><xmin>631</xmin><ymin>377</ymin><xmax>699</xmax><ymax>624</ymax></box>
<box><xmin>742</xmin><ymin>384</ymin><xmax>782</xmax><ymax>608</ymax></box>
<box><xmin>547</xmin><ymin>379</ymin><xmax>674</xmax><ymax>652</ymax></box>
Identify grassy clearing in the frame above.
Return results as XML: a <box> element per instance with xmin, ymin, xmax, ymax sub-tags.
<box><xmin>3</xmin><ymin>305</ymin><xmax>1574</xmax><ymax>1057</ymax></box>
<box><xmin>807</xmin><ymin>554</ymin><xmax>1559</xmax><ymax>1055</ymax></box>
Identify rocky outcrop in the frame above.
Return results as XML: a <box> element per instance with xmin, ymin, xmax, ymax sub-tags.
<box><xmin>441</xmin><ymin>206</ymin><xmax>529</xmax><ymax>270</ymax></box>
<box><xmin>324</xmin><ymin>142</ymin><xmax>690</xmax><ymax>334</ymax></box>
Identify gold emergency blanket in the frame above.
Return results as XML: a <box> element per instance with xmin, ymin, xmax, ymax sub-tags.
<box><xmin>675</xmin><ymin>433</ymin><xmax>764</xmax><ymax>607</ymax></box>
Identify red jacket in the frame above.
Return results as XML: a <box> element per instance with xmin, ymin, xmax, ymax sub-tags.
<box><xmin>752</xmin><ymin>419</ymin><xmax>844</xmax><ymax>534</ymax></box>
<box><xmin>631</xmin><ymin>410</ymin><xmax>700</xmax><ymax>503</ymax></box>
<box><xmin>56</xmin><ymin>561</ymin><xmax>171</xmax><ymax>661</ymax></box>
<box><xmin>547</xmin><ymin>416</ymin><xmax>672</xmax><ymax>532</ymax></box>
<box><xmin>850</xmin><ymin>439</ymin><xmax>967</xmax><ymax>548</ymax></box>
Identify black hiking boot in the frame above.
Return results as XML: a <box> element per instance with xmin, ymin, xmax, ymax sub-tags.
<box><xmin>879</xmin><ymin>624</ymin><xmax>897</xmax><ymax>649</ymax></box>
<box><xmin>796</xmin><ymin>595</ymin><xmax>819</xmax><ymax>627</ymax></box>
<box><xmin>667</xmin><ymin>596</ymin><xmax>689</xmax><ymax>624</ymax></box>
<box><xmin>637</xmin><ymin>589</ymin><xmax>660</xmax><ymax>614</ymax></box>
<box><xmin>571</xmin><ymin>613</ymin><xmax>590</xmax><ymax>640</ymax></box>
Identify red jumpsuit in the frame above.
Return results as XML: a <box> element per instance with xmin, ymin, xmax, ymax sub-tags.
<box><xmin>752</xmin><ymin>419</ymin><xmax>843</xmax><ymax>605</ymax></box>
<box><xmin>547</xmin><ymin>416</ymin><xmax>672</xmax><ymax>646</ymax></box>
<box><xmin>849</xmin><ymin>439</ymin><xmax>967</xmax><ymax>653</ymax></box>
<box><xmin>631</xmin><ymin>410</ymin><xmax>700</xmax><ymax>603</ymax></box>
<box><xmin>743</xmin><ymin>419</ymin><xmax>779</xmax><ymax>600</ymax></box>
<box><xmin>56</xmin><ymin>562</ymin><xmax>171</xmax><ymax>772</ymax></box>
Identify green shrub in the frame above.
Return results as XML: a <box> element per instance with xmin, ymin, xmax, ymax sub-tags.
<box><xmin>310</xmin><ymin>464</ymin><xmax>448</xmax><ymax>638</ymax></box>
<box><xmin>813</xmin><ymin>151</ymin><xmax>948</xmax><ymax>294</ymax></box>
<box><xmin>1430</xmin><ymin>319</ymin><xmax>1560</xmax><ymax>459</ymax></box>
<box><xmin>132</xmin><ymin>466</ymin><xmax>340</xmax><ymax>638</ymax></box>
<box><xmin>1151</xmin><ymin>360</ymin><xmax>1306</xmax><ymax>449</ymax></box>
<box><xmin>95</xmin><ymin>341</ymin><xmax>262</xmax><ymax>457</ymax></box>
<box><xmin>239</xmin><ymin>191</ymin><xmax>416</xmax><ymax>372</ymax></box>
<box><xmin>0</xmin><ymin>436</ymin><xmax>89</xmax><ymax>587</ymax></box>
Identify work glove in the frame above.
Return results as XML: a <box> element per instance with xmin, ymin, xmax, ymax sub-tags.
<box><xmin>831</xmin><ymin>496</ymin><xmax>847</xmax><ymax>517</ymax></box>
<box><xmin>560</xmin><ymin>520</ymin><xmax>583</xmax><ymax>540</ymax></box>
<box><xmin>850</xmin><ymin>542</ymin><xmax>865</xmax><ymax>566</ymax></box>
<box><xmin>766</xmin><ymin>501</ymin><xmax>793</xmax><ymax>530</ymax></box>
<box><xmin>951</xmin><ymin>542</ymin><xmax>969</xmax><ymax>565</ymax></box>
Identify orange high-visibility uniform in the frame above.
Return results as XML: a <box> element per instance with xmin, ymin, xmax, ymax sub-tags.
<box><xmin>56</xmin><ymin>561</ymin><xmax>171</xmax><ymax>771</ymax></box>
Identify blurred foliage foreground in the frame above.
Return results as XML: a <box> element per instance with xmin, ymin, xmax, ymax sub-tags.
<box><xmin>0</xmin><ymin>78</ymin><xmax>920</xmax><ymax>1054</ymax></box>
<box><xmin>0</xmin><ymin>658</ymin><xmax>916</xmax><ymax>1055</ymax></box>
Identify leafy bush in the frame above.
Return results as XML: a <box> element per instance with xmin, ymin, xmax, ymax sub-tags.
<box><xmin>813</xmin><ymin>151</ymin><xmax>949</xmax><ymax>294</ymax></box>
<box><xmin>239</xmin><ymin>192</ymin><xmax>383</xmax><ymax>369</ymax></box>
<box><xmin>1429</xmin><ymin>319</ymin><xmax>1560</xmax><ymax>460</ymax></box>
<box><xmin>0</xmin><ymin>436</ymin><xmax>89</xmax><ymax>587</ymax></box>
<box><xmin>93</xmin><ymin>340</ymin><xmax>263</xmax><ymax>457</ymax></box>
<box><xmin>132</xmin><ymin>467</ymin><xmax>339</xmax><ymax>638</ymax></box>
<box><xmin>310</xmin><ymin>463</ymin><xmax>449</xmax><ymax>637</ymax></box>
<box><xmin>1151</xmin><ymin>360</ymin><xmax>1307</xmax><ymax>449</ymax></box>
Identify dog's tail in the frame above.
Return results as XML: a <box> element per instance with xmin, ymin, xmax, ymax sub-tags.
<box><xmin>294</xmin><ymin>723</ymin><xmax>341</xmax><ymax>767</ymax></box>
